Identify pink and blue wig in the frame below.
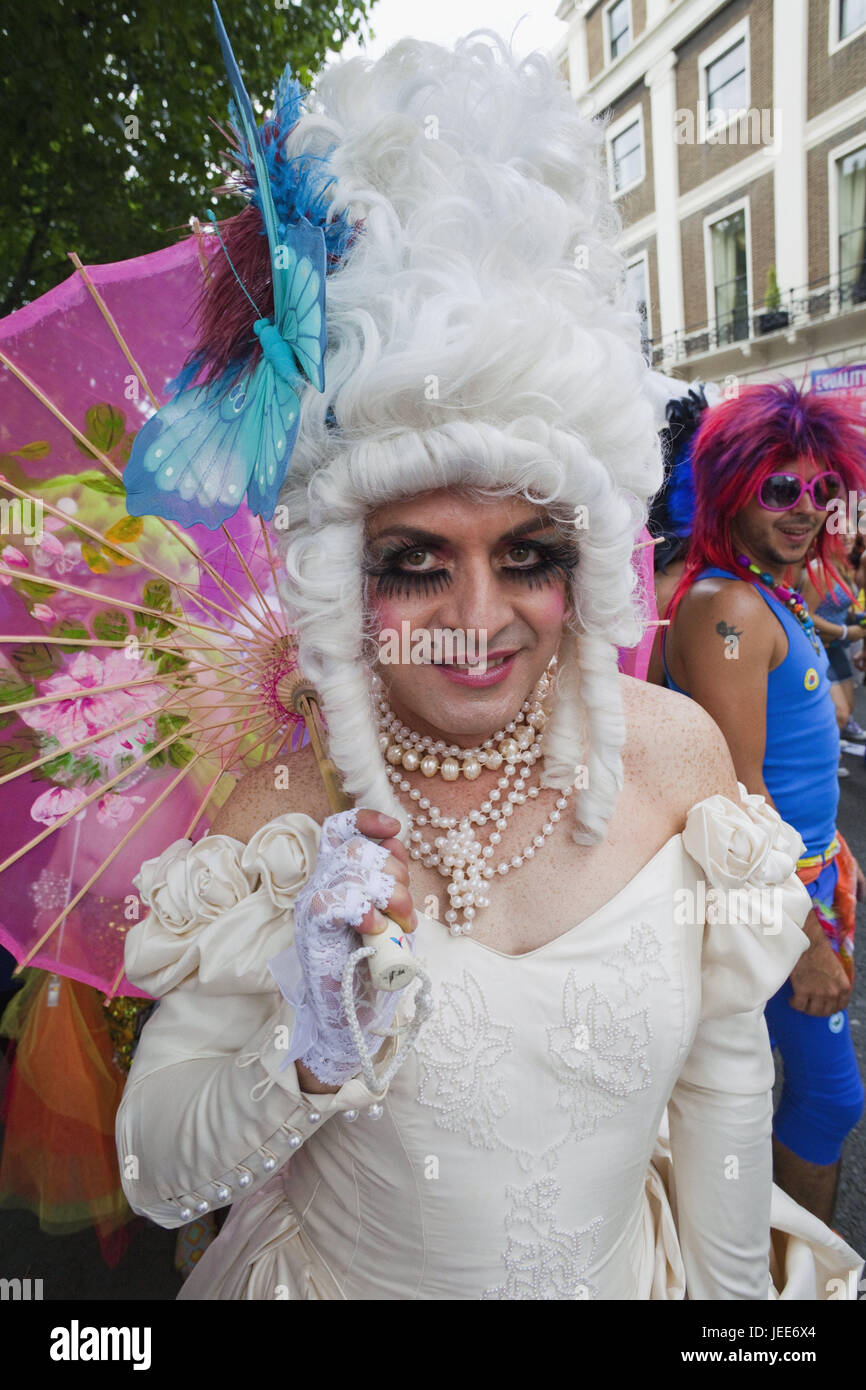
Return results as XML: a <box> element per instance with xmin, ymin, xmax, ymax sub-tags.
<box><xmin>668</xmin><ymin>378</ymin><xmax>866</xmax><ymax>620</ymax></box>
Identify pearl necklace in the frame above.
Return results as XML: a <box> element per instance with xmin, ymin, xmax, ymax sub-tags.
<box><xmin>374</xmin><ymin>668</ymin><xmax>552</xmax><ymax>781</ymax></box>
<box><xmin>374</xmin><ymin>670</ymin><xmax>574</xmax><ymax>936</ymax></box>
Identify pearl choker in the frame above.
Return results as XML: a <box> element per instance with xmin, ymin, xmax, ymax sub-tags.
<box><xmin>373</xmin><ymin>665</ymin><xmax>575</xmax><ymax>936</ymax></box>
<box><xmin>374</xmin><ymin>667</ymin><xmax>552</xmax><ymax>781</ymax></box>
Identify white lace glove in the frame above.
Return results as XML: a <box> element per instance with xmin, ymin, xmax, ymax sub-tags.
<box><xmin>267</xmin><ymin>808</ymin><xmax>428</xmax><ymax>1089</ymax></box>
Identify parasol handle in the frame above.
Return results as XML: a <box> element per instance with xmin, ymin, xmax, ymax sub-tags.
<box><xmin>277</xmin><ymin>672</ymin><xmax>417</xmax><ymax>993</ymax></box>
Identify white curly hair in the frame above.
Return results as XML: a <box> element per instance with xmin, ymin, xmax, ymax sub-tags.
<box><xmin>271</xmin><ymin>30</ymin><xmax>665</xmax><ymax>845</ymax></box>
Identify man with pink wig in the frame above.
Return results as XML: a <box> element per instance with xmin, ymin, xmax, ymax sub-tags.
<box><xmin>661</xmin><ymin>378</ymin><xmax>866</xmax><ymax>1225</ymax></box>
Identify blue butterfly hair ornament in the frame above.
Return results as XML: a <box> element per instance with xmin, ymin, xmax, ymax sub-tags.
<box><xmin>124</xmin><ymin>1</ymin><xmax>355</xmax><ymax>531</ymax></box>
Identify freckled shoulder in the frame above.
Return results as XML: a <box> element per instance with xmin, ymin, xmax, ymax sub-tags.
<box><xmin>619</xmin><ymin>673</ymin><xmax>741</xmax><ymax>822</ymax></box>
<box><xmin>208</xmin><ymin>742</ymin><xmax>331</xmax><ymax>842</ymax></box>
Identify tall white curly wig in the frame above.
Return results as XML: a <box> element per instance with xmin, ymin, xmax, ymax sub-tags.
<box><xmin>271</xmin><ymin>30</ymin><xmax>665</xmax><ymax>845</ymax></box>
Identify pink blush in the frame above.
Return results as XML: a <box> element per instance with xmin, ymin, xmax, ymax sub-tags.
<box><xmin>370</xmin><ymin>599</ymin><xmax>406</xmax><ymax>632</ymax></box>
<box><xmin>533</xmin><ymin>589</ymin><xmax>568</xmax><ymax>624</ymax></box>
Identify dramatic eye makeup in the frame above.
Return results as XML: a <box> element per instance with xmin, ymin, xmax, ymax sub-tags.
<box><xmin>497</xmin><ymin>537</ymin><xmax>580</xmax><ymax>590</ymax></box>
<box><xmin>363</xmin><ymin>523</ymin><xmax>579</xmax><ymax>600</ymax></box>
<box><xmin>365</xmin><ymin>543</ymin><xmax>453</xmax><ymax>599</ymax></box>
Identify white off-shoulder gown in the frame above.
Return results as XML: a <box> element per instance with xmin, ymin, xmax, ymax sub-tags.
<box><xmin>116</xmin><ymin>784</ymin><xmax>864</xmax><ymax>1300</ymax></box>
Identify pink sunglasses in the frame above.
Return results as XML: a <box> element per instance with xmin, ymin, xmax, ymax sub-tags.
<box><xmin>757</xmin><ymin>471</ymin><xmax>843</xmax><ymax>512</ymax></box>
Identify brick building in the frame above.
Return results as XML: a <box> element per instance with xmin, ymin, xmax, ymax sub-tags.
<box><xmin>550</xmin><ymin>0</ymin><xmax>866</xmax><ymax>413</ymax></box>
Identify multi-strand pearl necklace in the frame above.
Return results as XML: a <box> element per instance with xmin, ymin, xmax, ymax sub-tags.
<box><xmin>373</xmin><ymin>668</ymin><xmax>574</xmax><ymax>936</ymax></box>
<box><xmin>375</xmin><ymin>671</ymin><xmax>550</xmax><ymax>780</ymax></box>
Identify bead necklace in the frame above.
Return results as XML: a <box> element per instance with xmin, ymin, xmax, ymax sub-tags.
<box><xmin>374</xmin><ymin>669</ymin><xmax>574</xmax><ymax>936</ymax></box>
<box><xmin>374</xmin><ymin>668</ymin><xmax>551</xmax><ymax>781</ymax></box>
<box><xmin>735</xmin><ymin>554</ymin><xmax>822</xmax><ymax>654</ymax></box>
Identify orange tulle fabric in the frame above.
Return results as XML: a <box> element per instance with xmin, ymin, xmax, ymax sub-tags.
<box><xmin>0</xmin><ymin>970</ymin><xmax>135</xmax><ymax>1266</ymax></box>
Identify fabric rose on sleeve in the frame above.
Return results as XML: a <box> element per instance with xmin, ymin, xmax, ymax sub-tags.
<box><xmin>240</xmin><ymin>814</ymin><xmax>320</xmax><ymax>911</ymax></box>
<box><xmin>682</xmin><ymin>781</ymin><xmax>805</xmax><ymax>890</ymax></box>
<box><xmin>680</xmin><ymin>781</ymin><xmax>811</xmax><ymax>1021</ymax></box>
<box><xmin>133</xmin><ymin>834</ymin><xmax>257</xmax><ymax>934</ymax></box>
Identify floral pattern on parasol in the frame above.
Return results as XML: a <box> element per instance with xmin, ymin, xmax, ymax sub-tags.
<box><xmin>0</xmin><ymin>234</ymin><xmax>305</xmax><ymax>997</ymax></box>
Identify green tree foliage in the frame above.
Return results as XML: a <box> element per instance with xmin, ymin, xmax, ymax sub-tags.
<box><xmin>0</xmin><ymin>0</ymin><xmax>377</xmax><ymax>313</ymax></box>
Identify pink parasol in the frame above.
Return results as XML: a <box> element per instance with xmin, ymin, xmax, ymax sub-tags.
<box><xmin>618</xmin><ymin>526</ymin><xmax>661</xmax><ymax>681</ymax></box>
<box><xmin>0</xmin><ymin>232</ymin><xmax>305</xmax><ymax>998</ymax></box>
<box><xmin>0</xmin><ymin>232</ymin><xmax>664</xmax><ymax>997</ymax></box>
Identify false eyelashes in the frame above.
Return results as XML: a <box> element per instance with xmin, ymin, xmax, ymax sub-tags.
<box><xmin>364</xmin><ymin>536</ymin><xmax>579</xmax><ymax>600</ymax></box>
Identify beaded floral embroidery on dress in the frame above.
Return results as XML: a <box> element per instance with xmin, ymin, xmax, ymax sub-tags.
<box><xmin>413</xmin><ymin>970</ymin><xmax>514</xmax><ymax>1149</ymax></box>
<box><xmin>482</xmin><ymin>1178</ymin><xmax>603</xmax><ymax>1301</ymax></box>
<box><xmin>603</xmin><ymin>920</ymin><xmax>670</xmax><ymax>1001</ymax></box>
<box><xmin>412</xmin><ymin>918</ymin><xmax>669</xmax><ymax>1295</ymax></box>
<box><xmin>415</xmin><ymin>922</ymin><xmax>665</xmax><ymax>1154</ymax></box>
<box><xmin>547</xmin><ymin>965</ymin><xmax>656</xmax><ymax>1141</ymax></box>
<box><xmin>544</xmin><ymin>921</ymin><xmax>668</xmax><ymax>1141</ymax></box>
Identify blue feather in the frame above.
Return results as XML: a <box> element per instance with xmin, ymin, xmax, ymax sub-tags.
<box><xmin>225</xmin><ymin>66</ymin><xmax>355</xmax><ymax>269</ymax></box>
<box><xmin>124</xmin><ymin>2</ymin><xmax>344</xmax><ymax>528</ymax></box>
<box><xmin>667</xmin><ymin>446</ymin><xmax>696</xmax><ymax>536</ymax></box>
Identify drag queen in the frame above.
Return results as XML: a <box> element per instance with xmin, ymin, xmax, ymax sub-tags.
<box><xmin>116</xmin><ymin>31</ymin><xmax>862</xmax><ymax>1298</ymax></box>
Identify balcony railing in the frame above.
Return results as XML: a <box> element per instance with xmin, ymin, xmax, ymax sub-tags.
<box><xmin>646</xmin><ymin>269</ymin><xmax>866</xmax><ymax>370</ymax></box>
<box><xmin>712</xmin><ymin>273</ymin><xmax>750</xmax><ymax>347</ymax></box>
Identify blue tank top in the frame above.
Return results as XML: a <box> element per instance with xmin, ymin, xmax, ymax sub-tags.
<box><xmin>661</xmin><ymin>566</ymin><xmax>839</xmax><ymax>857</ymax></box>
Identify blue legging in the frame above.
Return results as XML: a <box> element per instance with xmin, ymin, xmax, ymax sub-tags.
<box><xmin>766</xmin><ymin>860</ymin><xmax>864</xmax><ymax>1165</ymax></box>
